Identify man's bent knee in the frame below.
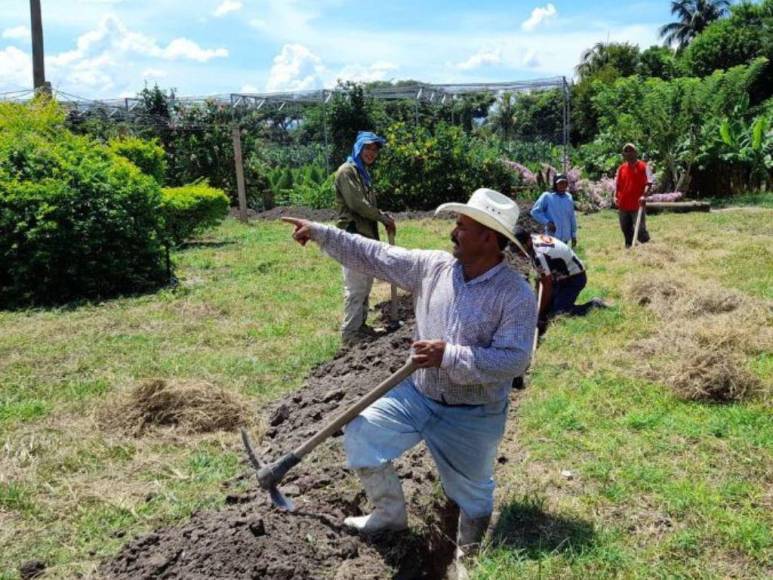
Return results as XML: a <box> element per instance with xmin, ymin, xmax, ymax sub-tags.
<box><xmin>441</xmin><ymin>479</ymin><xmax>495</xmax><ymax>520</ymax></box>
<box><xmin>343</xmin><ymin>416</ymin><xmax>384</xmax><ymax>470</ymax></box>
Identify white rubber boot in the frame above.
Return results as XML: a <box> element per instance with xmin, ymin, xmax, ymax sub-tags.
<box><xmin>452</xmin><ymin>512</ymin><xmax>491</xmax><ymax>580</ymax></box>
<box><xmin>344</xmin><ymin>463</ymin><xmax>407</xmax><ymax>534</ymax></box>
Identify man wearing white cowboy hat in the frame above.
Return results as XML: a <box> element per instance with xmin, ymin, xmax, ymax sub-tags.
<box><xmin>282</xmin><ymin>187</ymin><xmax>537</xmax><ymax>574</ymax></box>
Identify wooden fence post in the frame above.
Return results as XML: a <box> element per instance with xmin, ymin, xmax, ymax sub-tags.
<box><xmin>232</xmin><ymin>125</ymin><xmax>248</xmax><ymax>222</ymax></box>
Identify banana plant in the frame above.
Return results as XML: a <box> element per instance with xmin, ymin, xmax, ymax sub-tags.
<box><xmin>699</xmin><ymin>112</ymin><xmax>772</xmax><ymax>192</ymax></box>
<box><xmin>719</xmin><ymin>114</ymin><xmax>772</xmax><ymax>190</ymax></box>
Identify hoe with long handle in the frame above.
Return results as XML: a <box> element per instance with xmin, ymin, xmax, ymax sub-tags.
<box><xmin>632</xmin><ymin>203</ymin><xmax>644</xmax><ymax>248</ymax></box>
<box><xmin>241</xmin><ymin>357</ymin><xmax>417</xmax><ymax>511</ymax></box>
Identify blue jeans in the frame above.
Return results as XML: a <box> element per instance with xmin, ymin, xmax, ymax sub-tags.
<box><xmin>344</xmin><ymin>378</ymin><xmax>509</xmax><ymax>518</ymax></box>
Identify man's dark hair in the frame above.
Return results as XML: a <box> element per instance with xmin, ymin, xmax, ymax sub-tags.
<box><xmin>495</xmin><ymin>232</ymin><xmax>509</xmax><ymax>251</ymax></box>
<box><xmin>514</xmin><ymin>226</ymin><xmax>531</xmax><ymax>246</ymax></box>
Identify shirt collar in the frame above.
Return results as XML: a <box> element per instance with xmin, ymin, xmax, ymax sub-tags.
<box><xmin>454</xmin><ymin>259</ymin><xmax>507</xmax><ymax>286</ymax></box>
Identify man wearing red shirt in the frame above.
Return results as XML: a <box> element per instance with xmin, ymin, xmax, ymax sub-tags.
<box><xmin>615</xmin><ymin>143</ymin><xmax>653</xmax><ymax>247</ymax></box>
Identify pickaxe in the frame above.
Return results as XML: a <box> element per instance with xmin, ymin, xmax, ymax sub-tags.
<box><xmin>241</xmin><ymin>357</ymin><xmax>417</xmax><ymax>511</ymax></box>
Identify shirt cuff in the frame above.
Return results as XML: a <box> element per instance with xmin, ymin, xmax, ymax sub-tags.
<box><xmin>309</xmin><ymin>222</ymin><xmax>331</xmax><ymax>244</ymax></box>
<box><xmin>440</xmin><ymin>342</ymin><xmax>459</xmax><ymax>370</ymax></box>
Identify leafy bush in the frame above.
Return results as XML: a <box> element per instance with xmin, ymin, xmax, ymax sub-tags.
<box><xmin>681</xmin><ymin>1</ymin><xmax>773</xmax><ymax>78</ymax></box>
<box><xmin>579</xmin><ymin>61</ymin><xmax>771</xmax><ymax>193</ymax></box>
<box><xmin>375</xmin><ymin>121</ymin><xmax>517</xmax><ymax>210</ymax></box>
<box><xmin>108</xmin><ymin>136</ymin><xmax>167</xmax><ymax>183</ymax></box>
<box><xmin>289</xmin><ymin>174</ymin><xmax>336</xmax><ymax>208</ymax></box>
<box><xmin>159</xmin><ymin>183</ymin><xmax>229</xmax><ymax>246</ymax></box>
<box><xmin>637</xmin><ymin>46</ymin><xmax>680</xmax><ymax>80</ymax></box>
<box><xmin>0</xmin><ymin>100</ymin><xmax>168</xmax><ymax>307</ymax></box>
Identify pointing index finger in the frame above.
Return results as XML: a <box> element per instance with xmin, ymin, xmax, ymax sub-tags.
<box><xmin>281</xmin><ymin>217</ymin><xmax>302</xmax><ymax>227</ymax></box>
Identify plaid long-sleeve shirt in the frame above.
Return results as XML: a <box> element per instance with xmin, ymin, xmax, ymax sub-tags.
<box><xmin>310</xmin><ymin>224</ymin><xmax>537</xmax><ymax>405</ymax></box>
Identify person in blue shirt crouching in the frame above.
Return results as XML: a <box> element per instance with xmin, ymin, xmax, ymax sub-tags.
<box><xmin>530</xmin><ymin>174</ymin><xmax>577</xmax><ymax>247</ymax></box>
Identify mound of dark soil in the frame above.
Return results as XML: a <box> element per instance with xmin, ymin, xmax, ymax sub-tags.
<box><xmin>240</xmin><ymin>200</ymin><xmax>539</xmax><ymax>234</ymax></box>
<box><xmin>253</xmin><ymin>206</ymin><xmax>338</xmax><ymax>222</ymax></box>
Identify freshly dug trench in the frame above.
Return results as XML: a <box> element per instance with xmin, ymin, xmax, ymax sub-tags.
<box><xmin>102</xmin><ymin>309</ymin><xmax>474</xmax><ymax>579</ymax></box>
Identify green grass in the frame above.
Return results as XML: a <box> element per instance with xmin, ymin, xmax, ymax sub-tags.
<box><xmin>705</xmin><ymin>191</ymin><xmax>773</xmax><ymax>208</ymax></box>
<box><xmin>477</xmin><ymin>208</ymin><xmax>772</xmax><ymax>578</ymax></box>
<box><xmin>1</xmin><ymin>210</ymin><xmax>771</xmax><ymax>578</ymax></box>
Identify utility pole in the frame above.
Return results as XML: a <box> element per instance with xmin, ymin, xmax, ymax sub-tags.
<box><xmin>30</xmin><ymin>0</ymin><xmax>50</xmax><ymax>94</ymax></box>
<box><xmin>232</xmin><ymin>126</ymin><xmax>248</xmax><ymax>222</ymax></box>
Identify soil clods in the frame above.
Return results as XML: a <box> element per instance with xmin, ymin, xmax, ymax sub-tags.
<box><xmin>102</xmin><ymin>308</ymin><xmax>465</xmax><ymax>579</ymax></box>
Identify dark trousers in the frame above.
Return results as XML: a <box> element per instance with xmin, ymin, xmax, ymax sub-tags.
<box><xmin>618</xmin><ymin>209</ymin><xmax>650</xmax><ymax>247</ymax></box>
<box><xmin>548</xmin><ymin>272</ymin><xmax>599</xmax><ymax>317</ymax></box>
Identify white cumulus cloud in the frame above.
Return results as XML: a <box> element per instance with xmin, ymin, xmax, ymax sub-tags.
<box><xmin>336</xmin><ymin>62</ymin><xmax>397</xmax><ymax>84</ymax></box>
<box><xmin>0</xmin><ymin>46</ymin><xmax>32</xmax><ymax>89</ymax></box>
<box><xmin>522</xmin><ymin>3</ymin><xmax>557</xmax><ymax>32</ymax></box>
<box><xmin>50</xmin><ymin>16</ymin><xmax>228</xmax><ymax>67</ymax></box>
<box><xmin>214</xmin><ymin>1</ymin><xmax>242</xmax><ymax>17</ymax></box>
<box><xmin>161</xmin><ymin>38</ymin><xmax>228</xmax><ymax>62</ymax></box>
<box><xmin>456</xmin><ymin>48</ymin><xmax>502</xmax><ymax>70</ymax></box>
<box><xmin>40</xmin><ymin>16</ymin><xmax>227</xmax><ymax>94</ymax></box>
<box><xmin>266</xmin><ymin>44</ymin><xmax>325</xmax><ymax>92</ymax></box>
<box><xmin>2</xmin><ymin>26</ymin><xmax>31</xmax><ymax>42</ymax></box>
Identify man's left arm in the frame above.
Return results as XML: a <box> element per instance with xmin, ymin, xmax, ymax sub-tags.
<box><xmin>644</xmin><ymin>162</ymin><xmax>654</xmax><ymax>195</ymax></box>
<box><xmin>416</xmin><ymin>286</ymin><xmax>537</xmax><ymax>384</ymax></box>
<box><xmin>569</xmin><ymin>194</ymin><xmax>578</xmax><ymax>246</ymax></box>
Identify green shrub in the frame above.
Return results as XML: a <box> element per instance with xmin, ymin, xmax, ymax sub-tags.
<box><xmin>375</xmin><ymin>121</ymin><xmax>517</xmax><ymax>210</ymax></box>
<box><xmin>0</xmin><ymin>100</ymin><xmax>168</xmax><ymax>307</ymax></box>
<box><xmin>276</xmin><ymin>167</ymin><xmax>294</xmax><ymax>191</ymax></box>
<box><xmin>289</xmin><ymin>174</ymin><xmax>335</xmax><ymax>208</ymax></box>
<box><xmin>681</xmin><ymin>1</ymin><xmax>773</xmax><ymax>78</ymax></box>
<box><xmin>108</xmin><ymin>136</ymin><xmax>167</xmax><ymax>183</ymax></box>
<box><xmin>159</xmin><ymin>183</ymin><xmax>229</xmax><ymax>246</ymax></box>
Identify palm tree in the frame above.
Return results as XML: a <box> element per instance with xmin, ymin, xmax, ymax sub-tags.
<box><xmin>576</xmin><ymin>43</ymin><xmax>609</xmax><ymax>80</ymax></box>
<box><xmin>659</xmin><ymin>0</ymin><xmax>731</xmax><ymax>50</ymax></box>
<box><xmin>489</xmin><ymin>92</ymin><xmax>518</xmax><ymax>140</ymax></box>
<box><xmin>575</xmin><ymin>42</ymin><xmax>640</xmax><ymax>80</ymax></box>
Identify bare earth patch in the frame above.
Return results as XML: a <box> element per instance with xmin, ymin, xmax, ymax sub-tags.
<box><xmin>100</xmin><ymin>312</ymin><xmax>471</xmax><ymax>579</ymax></box>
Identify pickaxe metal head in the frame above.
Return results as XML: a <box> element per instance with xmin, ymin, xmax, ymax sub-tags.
<box><xmin>238</xmin><ymin>358</ymin><xmax>417</xmax><ymax>514</ymax></box>
<box><xmin>240</xmin><ymin>428</ymin><xmax>299</xmax><ymax>511</ymax></box>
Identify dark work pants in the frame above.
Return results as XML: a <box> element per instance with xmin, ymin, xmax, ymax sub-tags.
<box><xmin>549</xmin><ymin>272</ymin><xmax>599</xmax><ymax>317</ymax></box>
<box><xmin>618</xmin><ymin>209</ymin><xmax>650</xmax><ymax>247</ymax></box>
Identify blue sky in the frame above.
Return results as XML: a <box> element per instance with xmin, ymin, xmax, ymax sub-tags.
<box><xmin>1</xmin><ymin>0</ymin><xmax>672</xmax><ymax>99</ymax></box>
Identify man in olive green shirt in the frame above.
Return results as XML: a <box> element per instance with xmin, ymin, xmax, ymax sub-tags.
<box><xmin>335</xmin><ymin>131</ymin><xmax>395</xmax><ymax>344</ymax></box>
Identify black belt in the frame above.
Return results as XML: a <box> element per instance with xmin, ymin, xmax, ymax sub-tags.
<box><xmin>435</xmin><ymin>395</ymin><xmax>483</xmax><ymax>408</ymax></box>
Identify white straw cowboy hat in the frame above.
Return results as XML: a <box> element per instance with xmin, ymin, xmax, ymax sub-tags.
<box><xmin>435</xmin><ymin>188</ymin><xmax>527</xmax><ymax>255</ymax></box>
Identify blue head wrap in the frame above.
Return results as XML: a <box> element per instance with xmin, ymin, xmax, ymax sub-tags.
<box><xmin>347</xmin><ymin>131</ymin><xmax>386</xmax><ymax>187</ymax></box>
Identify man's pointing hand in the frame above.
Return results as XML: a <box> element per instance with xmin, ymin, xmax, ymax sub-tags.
<box><xmin>282</xmin><ymin>217</ymin><xmax>313</xmax><ymax>246</ymax></box>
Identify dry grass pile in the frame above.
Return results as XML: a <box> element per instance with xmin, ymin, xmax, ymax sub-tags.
<box><xmin>100</xmin><ymin>379</ymin><xmax>255</xmax><ymax>436</ymax></box>
<box><xmin>666</xmin><ymin>351</ymin><xmax>760</xmax><ymax>402</ymax></box>
<box><xmin>625</xmin><ymin>275</ymin><xmax>772</xmax><ymax>402</ymax></box>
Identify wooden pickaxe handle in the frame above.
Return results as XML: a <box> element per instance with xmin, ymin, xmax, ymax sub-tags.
<box><xmin>292</xmin><ymin>358</ymin><xmax>416</xmax><ymax>459</ymax></box>
<box><xmin>532</xmin><ymin>281</ymin><xmax>543</xmax><ymax>360</ymax></box>
<box><xmin>632</xmin><ymin>204</ymin><xmax>644</xmax><ymax>247</ymax></box>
